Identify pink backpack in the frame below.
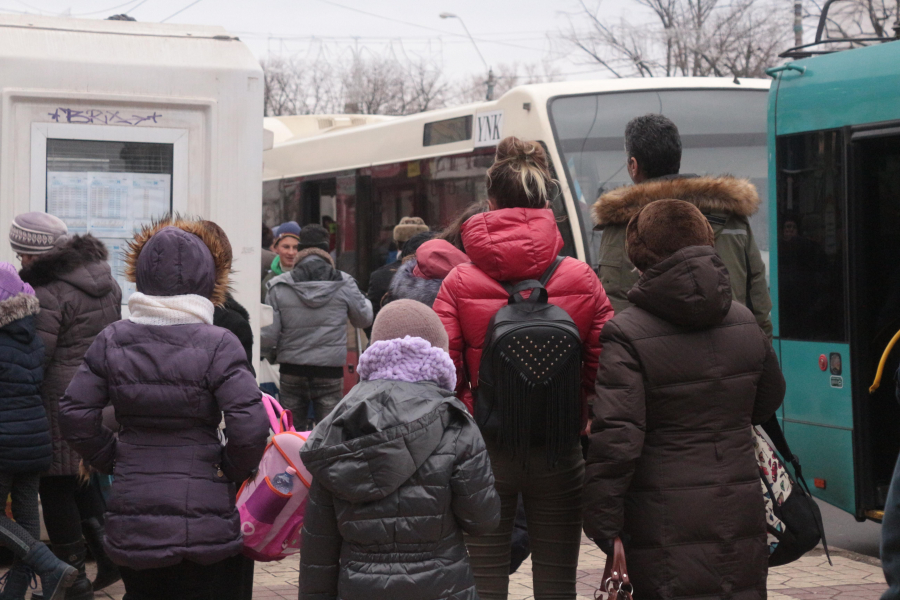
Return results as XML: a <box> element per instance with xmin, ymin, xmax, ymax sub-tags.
<box><xmin>236</xmin><ymin>394</ymin><xmax>312</xmax><ymax>562</ymax></box>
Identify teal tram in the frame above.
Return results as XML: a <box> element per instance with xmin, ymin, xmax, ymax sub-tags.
<box><xmin>768</xmin><ymin>11</ymin><xmax>900</xmax><ymax>521</ymax></box>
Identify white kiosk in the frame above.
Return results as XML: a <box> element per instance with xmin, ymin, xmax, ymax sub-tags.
<box><xmin>0</xmin><ymin>15</ymin><xmax>264</xmax><ymax>367</ymax></box>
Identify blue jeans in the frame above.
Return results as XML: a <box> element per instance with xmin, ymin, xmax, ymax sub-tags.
<box><xmin>278</xmin><ymin>374</ymin><xmax>343</xmax><ymax>429</ymax></box>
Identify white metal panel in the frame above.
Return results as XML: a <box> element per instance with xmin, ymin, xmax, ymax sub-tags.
<box><xmin>0</xmin><ymin>14</ymin><xmax>264</xmax><ymax>372</ymax></box>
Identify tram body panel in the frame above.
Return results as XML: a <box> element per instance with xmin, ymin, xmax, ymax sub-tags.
<box><xmin>770</xmin><ymin>40</ymin><xmax>900</xmax><ymax>520</ymax></box>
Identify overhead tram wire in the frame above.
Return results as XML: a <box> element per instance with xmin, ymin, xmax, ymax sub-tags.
<box><xmin>72</xmin><ymin>0</ymin><xmax>145</xmax><ymax>16</ymax></box>
<box><xmin>311</xmin><ymin>0</ymin><xmax>562</xmax><ymax>56</ymax></box>
<box><xmin>160</xmin><ymin>0</ymin><xmax>201</xmax><ymax>23</ymax></box>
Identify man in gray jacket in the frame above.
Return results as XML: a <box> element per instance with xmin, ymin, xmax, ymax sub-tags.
<box><xmin>262</xmin><ymin>224</ymin><xmax>373</xmax><ymax>425</ymax></box>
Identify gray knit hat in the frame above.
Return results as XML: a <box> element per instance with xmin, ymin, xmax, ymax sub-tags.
<box><xmin>369</xmin><ymin>299</ymin><xmax>449</xmax><ymax>352</ymax></box>
<box><xmin>9</xmin><ymin>212</ymin><xmax>68</xmax><ymax>255</ymax></box>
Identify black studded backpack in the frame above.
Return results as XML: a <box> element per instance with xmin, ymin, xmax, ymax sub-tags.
<box><xmin>476</xmin><ymin>256</ymin><xmax>583</xmax><ymax>465</ymax></box>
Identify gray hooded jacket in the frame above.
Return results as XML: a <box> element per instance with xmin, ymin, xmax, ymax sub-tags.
<box><xmin>261</xmin><ymin>249</ymin><xmax>372</xmax><ymax>369</ymax></box>
<box><xmin>299</xmin><ymin>379</ymin><xmax>500</xmax><ymax>600</ymax></box>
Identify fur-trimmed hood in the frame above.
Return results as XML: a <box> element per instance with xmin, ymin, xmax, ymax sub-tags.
<box><xmin>19</xmin><ymin>235</ymin><xmax>114</xmax><ymax>297</ymax></box>
<box><xmin>592</xmin><ymin>175</ymin><xmax>760</xmax><ymax>228</ymax></box>
<box><xmin>0</xmin><ymin>293</ymin><xmax>40</xmax><ymax>329</ymax></box>
<box><xmin>388</xmin><ymin>260</ymin><xmax>444</xmax><ymax>308</ymax></box>
<box><xmin>126</xmin><ymin>216</ymin><xmax>231</xmax><ymax>307</ymax></box>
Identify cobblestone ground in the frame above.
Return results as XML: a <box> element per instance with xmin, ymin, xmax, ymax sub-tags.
<box><xmin>7</xmin><ymin>538</ymin><xmax>888</xmax><ymax>599</ymax></box>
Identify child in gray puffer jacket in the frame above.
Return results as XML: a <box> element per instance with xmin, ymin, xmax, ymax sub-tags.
<box><xmin>299</xmin><ymin>299</ymin><xmax>500</xmax><ymax>600</ymax></box>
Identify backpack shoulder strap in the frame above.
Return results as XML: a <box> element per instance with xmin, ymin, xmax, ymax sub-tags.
<box><xmin>499</xmin><ymin>256</ymin><xmax>564</xmax><ymax>295</ymax></box>
<box><xmin>540</xmin><ymin>256</ymin><xmax>565</xmax><ymax>286</ymax></box>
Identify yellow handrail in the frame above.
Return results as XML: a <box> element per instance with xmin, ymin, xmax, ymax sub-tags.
<box><xmin>870</xmin><ymin>328</ymin><xmax>900</xmax><ymax>393</ymax></box>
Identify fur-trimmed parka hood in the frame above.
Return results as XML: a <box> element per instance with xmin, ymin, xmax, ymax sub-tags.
<box><xmin>0</xmin><ymin>293</ymin><xmax>40</xmax><ymax>329</ymax></box>
<box><xmin>19</xmin><ymin>235</ymin><xmax>114</xmax><ymax>298</ymax></box>
<box><xmin>387</xmin><ymin>260</ymin><xmax>444</xmax><ymax>308</ymax></box>
<box><xmin>592</xmin><ymin>175</ymin><xmax>760</xmax><ymax>228</ymax></box>
<box><xmin>126</xmin><ymin>216</ymin><xmax>231</xmax><ymax>306</ymax></box>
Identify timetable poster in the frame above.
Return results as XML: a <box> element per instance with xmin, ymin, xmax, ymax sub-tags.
<box><xmin>47</xmin><ymin>171</ymin><xmax>172</xmax><ymax>302</ymax></box>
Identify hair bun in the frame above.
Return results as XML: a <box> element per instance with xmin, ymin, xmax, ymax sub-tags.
<box><xmin>495</xmin><ymin>136</ymin><xmax>543</xmax><ymax>163</ymax></box>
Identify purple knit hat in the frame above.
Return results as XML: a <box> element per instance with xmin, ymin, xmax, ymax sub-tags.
<box><xmin>0</xmin><ymin>262</ymin><xmax>35</xmax><ymax>302</ymax></box>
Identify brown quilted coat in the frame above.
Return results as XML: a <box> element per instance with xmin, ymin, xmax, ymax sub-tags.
<box><xmin>20</xmin><ymin>235</ymin><xmax>121</xmax><ymax>476</ymax></box>
<box><xmin>583</xmin><ymin>245</ymin><xmax>785</xmax><ymax>600</ymax></box>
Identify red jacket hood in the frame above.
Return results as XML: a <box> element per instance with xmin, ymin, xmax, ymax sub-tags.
<box><xmin>461</xmin><ymin>208</ymin><xmax>564</xmax><ymax>281</ymax></box>
<box><xmin>413</xmin><ymin>240</ymin><xmax>470</xmax><ymax>279</ymax></box>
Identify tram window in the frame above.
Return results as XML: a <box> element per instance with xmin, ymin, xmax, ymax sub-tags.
<box><xmin>423</xmin><ymin>116</ymin><xmax>473</xmax><ymax>146</ymax></box>
<box><xmin>776</xmin><ymin>131</ymin><xmax>846</xmax><ymax>342</ymax></box>
<box><xmin>548</xmin><ymin>89</ymin><xmax>769</xmax><ymax>267</ymax></box>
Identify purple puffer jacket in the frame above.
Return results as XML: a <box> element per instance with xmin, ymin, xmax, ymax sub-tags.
<box><xmin>59</xmin><ymin>320</ymin><xmax>268</xmax><ymax>570</ymax></box>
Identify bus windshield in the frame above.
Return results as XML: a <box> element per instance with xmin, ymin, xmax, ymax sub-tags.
<box><xmin>549</xmin><ymin>89</ymin><xmax>769</xmax><ymax>267</ymax></box>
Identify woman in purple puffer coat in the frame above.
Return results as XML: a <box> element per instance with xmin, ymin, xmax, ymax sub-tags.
<box><xmin>59</xmin><ymin>217</ymin><xmax>269</xmax><ymax>600</ymax></box>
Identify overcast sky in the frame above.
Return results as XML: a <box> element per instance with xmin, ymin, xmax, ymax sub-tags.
<box><xmin>0</xmin><ymin>0</ymin><xmax>640</xmax><ymax>82</ymax></box>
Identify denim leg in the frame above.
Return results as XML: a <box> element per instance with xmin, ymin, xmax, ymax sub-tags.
<box><xmin>310</xmin><ymin>377</ymin><xmax>344</xmax><ymax>423</ymax></box>
<box><xmin>278</xmin><ymin>373</ymin><xmax>311</xmax><ymax>426</ymax></box>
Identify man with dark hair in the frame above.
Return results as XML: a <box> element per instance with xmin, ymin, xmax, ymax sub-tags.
<box><xmin>592</xmin><ymin>114</ymin><xmax>773</xmax><ymax>337</ymax></box>
<box><xmin>262</xmin><ymin>224</ymin><xmax>372</xmax><ymax>426</ymax></box>
<box><xmin>623</xmin><ymin>114</ymin><xmax>683</xmax><ymax>181</ymax></box>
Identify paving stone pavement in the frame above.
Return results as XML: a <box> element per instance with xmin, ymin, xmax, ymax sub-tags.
<box><xmin>4</xmin><ymin>538</ymin><xmax>888</xmax><ymax>599</ymax></box>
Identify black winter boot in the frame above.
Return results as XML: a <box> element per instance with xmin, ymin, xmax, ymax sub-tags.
<box><xmin>41</xmin><ymin>542</ymin><xmax>92</xmax><ymax>600</ymax></box>
<box><xmin>0</xmin><ymin>561</ymin><xmax>37</xmax><ymax>600</ymax></box>
<box><xmin>21</xmin><ymin>543</ymin><xmax>77</xmax><ymax>600</ymax></box>
<box><xmin>80</xmin><ymin>519</ymin><xmax>119</xmax><ymax>592</ymax></box>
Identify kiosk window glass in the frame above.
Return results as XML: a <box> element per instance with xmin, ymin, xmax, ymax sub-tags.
<box><xmin>44</xmin><ymin>139</ymin><xmax>175</xmax><ymax>302</ymax></box>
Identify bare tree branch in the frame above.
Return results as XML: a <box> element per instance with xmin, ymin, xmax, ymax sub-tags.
<box><xmin>559</xmin><ymin>0</ymin><xmax>792</xmax><ymax>78</ymax></box>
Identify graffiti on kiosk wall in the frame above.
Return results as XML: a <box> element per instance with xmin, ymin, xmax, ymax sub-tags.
<box><xmin>47</xmin><ymin>108</ymin><xmax>163</xmax><ymax>126</ymax></box>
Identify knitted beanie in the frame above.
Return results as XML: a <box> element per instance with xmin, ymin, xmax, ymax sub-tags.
<box><xmin>298</xmin><ymin>224</ymin><xmax>330</xmax><ymax>251</ymax></box>
<box><xmin>393</xmin><ymin>216</ymin><xmax>429</xmax><ymax>243</ymax></box>
<box><xmin>9</xmin><ymin>212</ymin><xmax>68</xmax><ymax>255</ymax></box>
<box><xmin>370</xmin><ymin>299</ymin><xmax>449</xmax><ymax>352</ymax></box>
<box><xmin>0</xmin><ymin>262</ymin><xmax>34</xmax><ymax>302</ymax></box>
<box><xmin>626</xmin><ymin>199</ymin><xmax>715</xmax><ymax>272</ymax></box>
<box><xmin>273</xmin><ymin>221</ymin><xmax>301</xmax><ymax>245</ymax></box>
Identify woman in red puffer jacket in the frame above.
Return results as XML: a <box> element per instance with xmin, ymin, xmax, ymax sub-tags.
<box><xmin>433</xmin><ymin>136</ymin><xmax>614</xmax><ymax>600</ymax></box>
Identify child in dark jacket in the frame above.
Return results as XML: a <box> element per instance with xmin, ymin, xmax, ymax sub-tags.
<box><xmin>59</xmin><ymin>218</ymin><xmax>269</xmax><ymax>600</ymax></box>
<box><xmin>299</xmin><ymin>299</ymin><xmax>500</xmax><ymax>600</ymax></box>
<box><xmin>0</xmin><ymin>262</ymin><xmax>76</xmax><ymax>600</ymax></box>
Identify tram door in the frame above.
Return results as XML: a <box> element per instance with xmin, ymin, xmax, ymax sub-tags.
<box><xmin>847</xmin><ymin>129</ymin><xmax>900</xmax><ymax>516</ymax></box>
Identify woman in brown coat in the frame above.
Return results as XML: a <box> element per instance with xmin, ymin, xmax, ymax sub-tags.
<box><xmin>583</xmin><ymin>199</ymin><xmax>785</xmax><ymax>600</ymax></box>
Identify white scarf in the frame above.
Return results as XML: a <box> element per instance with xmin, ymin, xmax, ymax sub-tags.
<box><xmin>128</xmin><ymin>292</ymin><xmax>214</xmax><ymax>326</ymax></box>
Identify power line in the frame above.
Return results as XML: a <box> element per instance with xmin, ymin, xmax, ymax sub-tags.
<box><xmin>160</xmin><ymin>0</ymin><xmax>201</xmax><ymax>23</ymax></box>
<box><xmin>312</xmin><ymin>0</ymin><xmax>558</xmax><ymax>55</ymax></box>
<box><xmin>72</xmin><ymin>0</ymin><xmax>143</xmax><ymax>16</ymax></box>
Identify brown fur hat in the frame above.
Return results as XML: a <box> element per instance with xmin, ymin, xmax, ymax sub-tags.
<box><xmin>125</xmin><ymin>215</ymin><xmax>231</xmax><ymax>307</ymax></box>
<box><xmin>626</xmin><ymin>199</ymin><xmax>715</xmax><ymax>272</ymax></box>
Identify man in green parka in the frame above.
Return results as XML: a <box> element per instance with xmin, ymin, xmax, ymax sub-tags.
<box><xmin>591</xmin><ymin>114</ymin><xmax>773</xmax><ymax>338</ymax></box>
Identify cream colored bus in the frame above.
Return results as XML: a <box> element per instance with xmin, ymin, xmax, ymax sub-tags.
<box><xmin>263</xmin><ymin>78</ymin><xmax>771</xmax><ymax>291</ymax></box>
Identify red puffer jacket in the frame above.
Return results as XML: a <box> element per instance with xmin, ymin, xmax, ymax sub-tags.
<box><xmin>433</xmin><ymin>208</ymin><xmax>614</xmax><ymax>414</ymax></box>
